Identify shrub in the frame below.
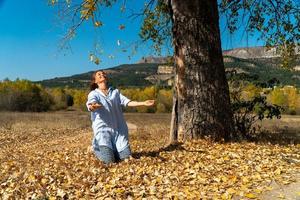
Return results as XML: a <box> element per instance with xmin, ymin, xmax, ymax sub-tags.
<box><xmin>231</xmin><ymin>95</ymin><xmax>282</xmax><ymax>139</ymax></box>
<box><xmin>227</xmin><ymin>72</ymin><xmax>283</xmax><ymax>139</ymax></box>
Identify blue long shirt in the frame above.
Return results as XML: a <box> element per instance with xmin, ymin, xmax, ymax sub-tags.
<box><xmin>86</xmin><ymin>88</ymin><xmax>131</xmax><ymax>152</ymax></box>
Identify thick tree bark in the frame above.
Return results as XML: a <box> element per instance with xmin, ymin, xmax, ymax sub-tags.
<box><xmin>169</xmin><ymin>0</ymin><xmax>234</xmax><ymax>143</ymax></box>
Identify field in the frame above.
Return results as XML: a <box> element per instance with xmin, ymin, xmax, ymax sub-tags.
<box><xmin>0</xmin><ymin>111</ymin><xmax>299</xmax><ymax>199</ymax></box>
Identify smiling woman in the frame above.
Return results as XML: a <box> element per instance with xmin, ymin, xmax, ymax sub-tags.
<box><xmin>86</xmin><ymin>70</ymin><xmax>155</xmax><ymax>164</ymax></box>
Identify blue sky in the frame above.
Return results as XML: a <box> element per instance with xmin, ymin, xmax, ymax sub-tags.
<box><xmin>0</xmin><ymin>0</ymin><xmax>263</xmax><ymax>81</ymax></box>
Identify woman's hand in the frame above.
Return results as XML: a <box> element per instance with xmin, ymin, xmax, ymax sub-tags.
<box><xmin>143</xmin><ymin>100</ymin><xmax>155</xmax><ymax>106</ymax></box>
<box><xmin>88</xmin><ymin>102</ymin><xmax>102</xmax><ymax>111</ymax></box>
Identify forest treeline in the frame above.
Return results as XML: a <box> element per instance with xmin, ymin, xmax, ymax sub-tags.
<box><xmin>0</xmin><ymin>80</ymin><xmax>172</xmax><ymax>113</ymax></box>
<box><xmin>0</xmin><ymin>79</ymin><xmax>300</xmax><ymax>114</ymax></box>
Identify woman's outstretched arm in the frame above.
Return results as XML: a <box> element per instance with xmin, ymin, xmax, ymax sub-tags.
<box><xmin>127</xmin><ymin>100</ymin><xmax>155</xmax><ymax>107</ymax></box>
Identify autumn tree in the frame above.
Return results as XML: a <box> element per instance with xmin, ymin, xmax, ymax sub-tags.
<box><xmin>0</xmin><ymin>80</ymin><xmax>53</xmax><ymax>112</ymax></box>
<box><xmin>49</xmin><ymin>0</ymin><xmax>300</xmax><ymax>142</ymax></box>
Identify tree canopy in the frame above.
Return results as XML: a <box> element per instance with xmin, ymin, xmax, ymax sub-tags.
<box><xmin>49</xmin><ymin>0</ymin><xmax>300</xmax><ymax>68</ymax></box>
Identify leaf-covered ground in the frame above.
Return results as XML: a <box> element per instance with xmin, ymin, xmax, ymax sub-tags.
<box><xmin>0</xmin><ymin>112</ymin><xmax>299</xmax><ymax>199</ymax></box>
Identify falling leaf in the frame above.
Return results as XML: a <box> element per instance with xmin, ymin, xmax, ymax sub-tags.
<box><xmin>119</xmin><ymin>24</ymin><xmax>125</xmax><ymax>30</ymax></box>
<box><xmin>89</xmin><ymin>53</ymin><xmax>101</xmax><ymax>65</ymax></box>
<box><xmin>94</xmin><ymin>57</ymin><xmax>100</xmax><ymax>65</ymax></box>
<box><xmin>94</xmin><ymin>21</ymin><xmax>103</xmax><ymax>27</ymax></box>
<box><xmin>89</xmin><ymin>54</ymin><xmax>95</xmax><ymax>62</ymax></box>
<box><xmin>120</xmin><ymin>6</ymin><xmax>126</xmax><ymax>12</ymax></box>
<box><xmin>49</xmin><ymin>0</ymin><xmax>57</xmax><ymax>5</ymax></box>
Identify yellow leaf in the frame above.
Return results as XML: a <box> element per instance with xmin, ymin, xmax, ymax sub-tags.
<box><xmin>41</xmin><ymin>178</ymin><xmax>47</xmax><ymax>184</ymax></box>
<box><xmin>242</xmin><ymin>177</ymin><xmax>249</xmax><ymax>183</ymax></box>
<box><xmin>50</xmin><ymin>0</ymin><xmax>57</xmax><ymax>5</ymax></box>
<box><xmin>110</xmin><ymin>168</ymin><xmax>117</xmax><ymax>173</ymax></box>
<box><xmin>278</xmin><ymin>193</ymin><xmax>285</xmax><ymax>199</ymax></box>
<box><xmin>245</xmin><ymin>193</ymin><xmax>256</xmax><ymax>199</ymax></box>
<box><xmin>28</xmin><ymin>174</ymin><xmax>36</xmax><ymax>182</ymax></box>
<box><xmin>224</xmin><ymin>156</ymin><xmax>230</xmax><ymax>161</ymax></box>
<box><xmin>221</xmin><ymin>176</ymin><xmax>228</xmax><ymax>182</ymax></box>
<box><xmin>221</xmin><ymin>193</ymin><xmax>232</xmax><ymax>200</ymax></box>
<box><xmin>254</xmin><ymin>189</ymin><xmax>262</xmax><ymax>194</ymax></box>
<box><xmin>115</xmin><ymin>188</ymin><xmax>125</xmax><ymax>193</ymax></box>
<box><xmin>274</xmin><ymin>168</ymin><xmax>281</xmax><ymax>175</ymax></box>
<box><xmin>265</xmin><ymin>186</ymin><xmax>273</xmax><ymax>191</ymax></box>
<box><xmin>94</xmin><ymin>58</ymin><xmax>100</xmax><ymax>65</ymax></box>
<box><xmin>253</xmin><ymin>174</ymin><xmax>262</xmax><ymax>180</ymax></box>
<box><xmin>227</xmin><ymin>188</ymin><xmax>236</xmax><ymax>194</ymax></box>
<box><xmin>94</xmin><ymin>21</ymin><xmax>103</xmax><ymax>27</ymax></box>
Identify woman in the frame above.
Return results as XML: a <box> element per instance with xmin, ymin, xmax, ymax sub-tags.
<box><xmin>86</xmin><ymin>70</ymin><xmax>155</xmax><ymax>164</ymax></box>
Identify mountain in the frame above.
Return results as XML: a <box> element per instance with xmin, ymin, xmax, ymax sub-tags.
<box><xmin>36</xmin><ymin>63</ymin><xmax>160</xmax><ymax>88</ymax></box>
<box><xmin>223</xmin><ymin>46</ymin><xmax>278</xmax><ymax>59</ymax></box>
<box><xmin>223</xmin><ymin>46</ymin><xmax>300</xmax><ymax>59</ymax></box>
<box><xmin>223</xmin><ymin>56</ymin><xmax>300</xmax><ymax>86</ymax></box>
<box><xmin>36</xmin><ymin>47</ymin><xmax>300</xmax><ymax>88</ymax></box>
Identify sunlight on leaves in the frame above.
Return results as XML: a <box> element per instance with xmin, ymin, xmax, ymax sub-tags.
<box><xmin>0</xmin><ymin>113</ymin><xmax>299</xmax><ymax>199</ymax></box>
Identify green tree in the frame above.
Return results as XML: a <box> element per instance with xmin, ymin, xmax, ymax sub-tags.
<box><xmin>50</xmin><ymin>0</ymin><xmax>300</xmax><ymax>142</ymax></box>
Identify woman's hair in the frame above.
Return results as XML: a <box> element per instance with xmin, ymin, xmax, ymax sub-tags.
<box><xmin>90</xmin><ymin>70</ymin><xmax>104</xmax><ymax>91</ymax></box>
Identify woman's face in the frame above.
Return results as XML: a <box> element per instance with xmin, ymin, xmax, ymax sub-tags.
<box><xmin>94</xmin><ymin>71</ymin><xmax>107</xmax><ymax>84</ymax></box>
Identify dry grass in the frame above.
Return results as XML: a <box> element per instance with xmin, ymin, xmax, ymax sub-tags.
<box><xmin>256</xmin><ymin>115</ymin><xmax>300</xmax><ymax>144</ymax></box>
<box><xmin>0</xmin><ymin>111</ymin><xmax>91</xmax><ymax>160</ymax></box>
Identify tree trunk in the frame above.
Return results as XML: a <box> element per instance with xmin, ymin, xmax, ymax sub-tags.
<box><xmin>169</xmin><ymin>0</ymin><xmax>234</xmax><ymax>143</ymax></box>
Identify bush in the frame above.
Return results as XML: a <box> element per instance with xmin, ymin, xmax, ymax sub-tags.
<box><xmin>228</xmin><ymin>72</ymin><xmax>283</xmax><ymax>139</ymax></box>
<box><xmin>231</xmin><ymin>95</ymin><xmax>282</xmax><ymax>139</ymax></box>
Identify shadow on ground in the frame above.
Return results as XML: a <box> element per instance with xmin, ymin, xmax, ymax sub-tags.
<box><xmin>131</xmin><ymin>142</ymin><xmax>207</xmax><ymax>161</ymax></box>
<box><xmin>247</xmin><ymin>128</ymin><xmax>300</xmax><ymax>145</ymax></box>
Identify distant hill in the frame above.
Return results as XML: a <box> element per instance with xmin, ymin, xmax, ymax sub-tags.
<box><xmin>223</xmin><ymin>46</ymin><xmax>300</xmax><ymax>59</ymax></box>
<box><xmin>223</xmin><ymin>56</ymin><xmax>300</xmax><ymax>86</ymax></box>
<box><xmin>36</xmin><ymin>47</ymin><xmax>300</xmax><ymax>88</ymax></box>
<box><xmin>36</xmin><ymin>63</ymin><xmax>160</xmax><ymax>88</ymax></box>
